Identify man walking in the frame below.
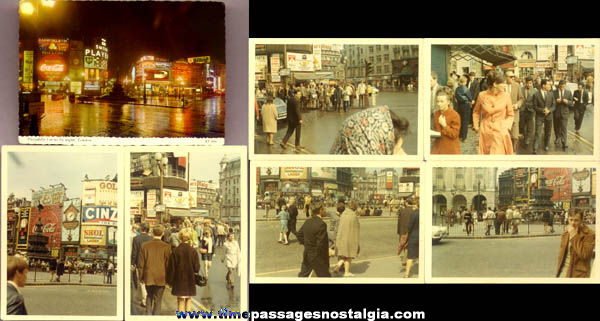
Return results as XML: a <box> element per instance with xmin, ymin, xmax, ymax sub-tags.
<box><xmin>7</xmin><ymin>256</ymin><xmax>28</xmax><ymax>315</ymax></box>
<box><xmin>553</xmin><ymin>80</ymin><xmax>573</xmax><ymax>150</ymax></box>
<box><xmin>533</xmin><ymin>79</ymin><xmax>555</xmax><ymax>154</ymax></box>
<box><xmin>297</xmin><ymin>201</ymin><xmax>331</xmax><ymax>277</ymax></box>
<box><xmin>132</xmin><ymin>223</ymin><xmax>153</xmax><ymax>307</ymax></box>
<box><xmin>573</xmin><ymin>82</ymin><xmax>590</xmax><ymax>135</ymax></box>
<box><xmin>484</xmin><ymin>207</ymin><xmax>495</xmax><ymax>236</ymax></box>
<box><xmin>520</xmin><ymin>77</ymin><xmax>538</xmax><ymax>148</ymax></box>
<box><xmin>280</xmin><ymin>91</ymin><xmax>303</xmax><ymax>150</ymax></box>
<box><xmin>358</xmin><ymin>81</ymin><xmax>366</xmax><ymax>108</ymax></box>
<box><xmin>505</xmin><ymin>71</ymin><xmax>523</xmax><ymax>152</ymax></box>
<box><xmin>397</xmin><ymin>199</ymin><xmax>414</xmax><ymax>269</ymax></box>
<box><xmin>139</xmin><ymin>225</ymin><xmax>171</xmax><ymax>315</ymax></box>
<box><xmin>286</xmin><ymin>197</ymin><xmax>299</xmax><ymax>242</ymax></box>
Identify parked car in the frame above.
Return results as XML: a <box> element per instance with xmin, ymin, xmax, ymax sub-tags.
<box><xmin>432</xmin><ymin>225</ymin><xmax>449</xmax><ymax>244</ymax></box>
<box><xmin>256</xmin><ymin>97</ymin><xmax>287</xmax><ymax>121</ymax></box>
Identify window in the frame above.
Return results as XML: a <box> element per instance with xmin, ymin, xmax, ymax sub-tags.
<box><xmin>369</xmin><ymin>56</ymin><xmax>374</xmax><ymax>63</ymax></box>
<box><xmin>384</xmin><ymin>65</ymin><xmax>390</xmax><ymax>73</ymax></box>
<box><xmin>403</xmin><ymin>48</ymin><xmax>410</xmax><ymax>57</ymax></box>
<box><xmin>369</xmin><ymin>46</ymin><xmax>374</xmax><ymax>53</ymax></box>
<box><xmin>384</xmin><ymin>45</ymin><xmax>389</xmax><ymax>50</ymax></box>
<box><xmin>376</xmin><ymin>66</ymin><xmax>382</xmax><ymax>74</ymax></box>
<box><xmin>377</xmin><ymin>55</ymin><xmax>382</xmax><ymax>63</ymax></box>
<box><xmin>376</xmin><ymin>45</ymin><xmax>381</xmax><ymax>51</ymax></box>
<box><xmin>384</xmin><ymin>54</ymin><xmax>389</xmax><ymax>62</ymax></box>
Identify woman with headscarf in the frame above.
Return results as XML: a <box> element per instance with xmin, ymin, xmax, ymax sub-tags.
<box><xmin>260</xmin><ymin>97</ymin><xmax>278</xmax><ymax>145</ymax></box>
<box><xmin>333</xmin><ymin>199</ymin><xmax>360</xmax><ymax>277</ymax></box>
<box><xmin>473</xmin><ymin>70</ymin><xmax>515</xmax><ymax>154</ymax></box>
<box><xmin>330</xmin><ymin>106</ymin><xmax>409</xmax><ymax>155</ymax></box>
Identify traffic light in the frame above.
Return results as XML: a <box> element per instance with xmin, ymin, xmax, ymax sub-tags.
<box><xmin>365</xmin><ymin>60</ymin><xmax>373</xmax><ymax>77</ymax></box>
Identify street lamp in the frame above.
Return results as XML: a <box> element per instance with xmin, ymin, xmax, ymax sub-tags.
<box><xmin>155</xmin><ymin>153</ymin><xmax>168</xmax><ymax>223</ymax></box>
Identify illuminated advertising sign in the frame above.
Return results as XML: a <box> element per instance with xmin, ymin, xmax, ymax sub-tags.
<box><xmin>80</xmin><ymin>225</ymin><xmax>107</xmax><ymax>246</ymax></box>
<box><xmin>287</xmin><ymin>52</ymin><xmax>314</xmax><ymax>72</ymax></box>
<box><xmin>23</xmin><ymin>50</ymin><xmax>34</xmax><ymax>84</ymax></box>
<box><xmin>84</xmin><ymin>81</ymin><xmax>100</xmax><ymax>90</ymax></box>
<box><xmin>84</xmin><ymin>38</ymin><xmax>109</xmax><ymax>70</ymax></box>
<box><xmin>70</xmin><ymin>81</ymin><xmax>82</xmax><ymax>95</ymax></box>
<box><xmin>16</xmin><ymin>208</ymin><xmax>31</xmax><ymax>249</ymax></box>
<box><xmin>543</xmin><ymin>168</ymin><xmax>572</xmax><ymax>201</ymax></box>
<box><xmin>260</xmin><ymin>167</ymin><xmax>280</xmax><ymax>176</ymax></box>
<box><xmin>187</xmin><ymin>56</ymin><xmax>211</xmax><ymax>64</ymax></box>
<box><xmin>386</xmin><ymin>171</ymin><xmax>394</xmax><ymax>189</ymax></box>
<box><xmin>84</xmin><ymin>55</ymin><xmax>108</xmax><ymax>69</ymax></box>
<box><xmin>62</xmin><ymin>199</ymin><xmax>81</xmax><ymax>243</ymax></box>
<box><xmin>82</xmin><ymin>206</ymin><xmax>118</xmax><ymax>226</ymax></box>
<box><xmin>38</xmin><ymin>38</ymin><xmax>69</xmax><ymax>53</ymax></box>
<box><xmin>30</xmin><ymin>204</ymin><xmax>62</xmax><ymax>250</ymax></box>
<box><xmin>38</xmin><ymin>54</ymin><xmax>67</xmax><ymax>81</ymax></box>
<box><xmin>281</xmin><ymin>167</ymin><xmax>308</xmax><ymax>180</ymax></box>
<box><xmin>163</xmin><ymin>189</ymin><xmax>190</xmax><ymax>209</ymax></box>
<box><xmin>572</xmin><ymin>169</ymin><xmax>591</xmax><ymax>194</ymax></box>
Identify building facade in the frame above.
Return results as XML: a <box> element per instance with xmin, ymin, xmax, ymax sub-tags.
<box><xmin>432</xmin><ymin>167</ymin><xmax>498</xmax><ymax>214</ymax></box>
<box><xmin>219</xmin><ymin>156</ymin><xmax>241</xmax><ymax>221</ymax></box>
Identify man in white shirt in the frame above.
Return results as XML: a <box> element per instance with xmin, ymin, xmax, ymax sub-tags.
<box><xmin>357</xmin><ymin>81</ymin><xmax>367</xmax><ymax>108</ymax></box>
<box><xmin>504</xmin><ymin>206</ymin><xmax>514</xmax><ymax>234</ymax></box>
<box><xmin>512</xmin><ymin>207</ymin><xmax>522</xmax><ymax>234</ymax></box>
<box><xmin>484</xmin><ymin>207</ymin><xmax>495</xmax><ymax>236</ymax></box>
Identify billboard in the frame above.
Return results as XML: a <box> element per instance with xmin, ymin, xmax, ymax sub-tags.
<box><xmin>255</xmin><ymin>55</ymin><xmax>268</xmax><ymax>73</ymax></box>
<box><xmin>16</xmin><ymin>208</ymin><xmax>31</xmax><ymax>249</ymax></box>
<box><xmin>146</xmin><ymin>189</ymin><xmax>157</xmax><ymax>217</ymax></box>
<box><xmin>542</xmin><ymin>168</ymin><xmax>572</xmax><ymax>201</ymax></box>
<box><xmin>84</xmin><ymin>38</ymin><xmax>108</xmax><ymax>70</ymax></box>
<box><xmin>23</xmin><ymin>50</ymin><xmax>34</xmax><ymax>84</ymax></box>
<box><xmin>80</xmin><ymin>225</ymin><xmax>107</xmax><ymax>246</ymax></box>
<box><xmin>38</xmin><ymin>38</ymin><xmax>69</xmax><ymax>53</ymax></box>
<box><xmin>82</xmin><ymin>206</ymin><xmax>118</xmax><ymax>226</ymax></box>
<box><xmin>537</xmin><ymin>45</ymin><xmax>554</xmax><ymax>61</ymax></box>
<box><xmin>572</xmin><ymin>169</ymin><xmax>592</xmax><ymax>194</ymax></box>
<box><xmin>82</xmin><ymin>180</ymin><xmax>118</xmax><ymax>207</ymax></box>
<box><xmin>62</xmin><ymin>199</ymin><xmax>81</xmax><ymax>243</ymax></box>
<box><xmin>189</xmin><ymin>181</ymin><xmax>198</xmax><ymax>208</ymax></box>
<box><xmin>38</xmin><ymin>54</ymin><xmax>67</xmax><ymax>81</ymax></box>
<box><xmin>311</xmin><ymin>167</ymin><xmax>337</xmax><ymax>180</ymax></box>
<box><xmin>163</xmin><ymin>189</ymin><xmax>190</xmax><ymax>209</ymax></box>
<box><xmin>574</xmin><ymin>45</ymin><xmax>595</xmax><ymax>60</ymax></box>
<box><xmin>281</xmin><ymin>167</ymin><xmax>308</xmax><ymax>180</ymax></box>
<box><xmin>130</xmin><ymin>190</ymin><xmax>144</xmax><ymax>209</ymax></box>
<box><xmin>287</xmin><ymin>52</ymin><xmax>314</xmax><ymax>72</ymax></box>
<box><xmin>399</xmin><ymin>182</ymin><xmax>414</xmax><ymax>193</ymax></box>
<box><xmin>557</xmin><ymin>45</ymin><xmax>568</xmax><ymax>71</ymax></box>
<box><xmin>30</xmin><ymin>204</ymin><xmax>62</xmax><ymax>250</ymax></box>
<box><xmin>32</xmin><ymin>186</ymin><xmax>66</xmax><ymax>207</ymax></box>
<box><xmin>187</xmin><ymin>56</ymin><xmax>210</xmax><ymax>64</ymax></box>
<box><xmin>386</xmin><ymin>171</ymin><xmax>394</xmax><ymax>189</ymax></box>
<box><xmin>260</xmin><ymin>167</ymin><xmax>280</xmax><ymax>176</ymax></box>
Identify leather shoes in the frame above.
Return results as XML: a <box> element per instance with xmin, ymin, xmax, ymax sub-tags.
<box><xmin>279</xmin><ymin>142</ymin><xmax>287</xmax><ymax>149</ymax></box>
<box><xmin>563</xmin><ymin>145</ymin><xmax>568</xmax><ymax>150</ymax></box>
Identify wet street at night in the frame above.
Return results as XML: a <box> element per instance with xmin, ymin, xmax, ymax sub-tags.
<box><xmin>20</xmin><ymin>95</ymin><xmax>225</xmax><ymax>138</ymax></box>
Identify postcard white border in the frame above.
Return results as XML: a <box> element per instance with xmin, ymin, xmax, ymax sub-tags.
<box><xmin>250</xmin><ymin>160</ymin><xmax>426</xmax><ymax>284</ymax></box>
<box><xmin>424</xmin><ymin>38</ymin><xmax>600</xmax><ymax>162</ymax></box>
<box><xmin>248</xmin><ymin>38</ymin><xmax>424</xmax><ymax>161</ymax></box>
<box><xmin>18</xmin><ymin>136</ymin><xmax>224</xmax><ymax>146</ymax></box>
<box><xmin>424</xmin><ymin>160</ymin><xmax>599</xmax><ymax>284</ymax></box>
<box><xmin>124</xmin><ymin>145</ymin><xmax>248</xmax><ymax>321</ymax></box>
<box><xmin>1</xmin><ymin>145</ymin><xmax>124</xmax><ymax>320</ymax></box>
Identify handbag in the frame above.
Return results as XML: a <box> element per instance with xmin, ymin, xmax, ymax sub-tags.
<box><xmin>195</xmin><ymin>273</ymin><xmax>207</xmax><ymax>287</ymax></box>
<box><xmin>199</xmin><ymin>248</ymin><xmax>208</xmax><ymax>254</ymax></box>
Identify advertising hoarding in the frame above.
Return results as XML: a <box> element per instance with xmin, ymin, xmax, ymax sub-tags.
<box><xmin>82</xmin><ymin>180</ymin><xmax>118</xmax><ymax>207</ymax></box>
<box><xmin>287</xmin><ymin>52</ymin><xmax>314</xmax><ymax>72</ymax></box>
<box><xmin>146</xmin><ymin>189</ymin><xmax>157</xmax><ymax>217</ymax></box>
<box><xmin>30</xmin><ymin>204</ymin><xmax>62</xmax><ymax>250</ymax></box>
<box><xmin>82</xmin><ymin>206</ymin><xmax>118</xmax><ymax>226</ymax></box>
<box><xmin>281</xmin><ymin>167</ymin><xmax>308</xmax><ymax>180</ymax></box>
<box><xmin>311</xmin><ymin>167</ymin><xmax>336</xmax><ymax>180</ymax></box>
<box><xmin>16</xmin><ymin>208</ymin><xmax>31</xmax><ymax>249</ymax></box>
<box><xmin>270</xmin><ymin>55</ymin><xmax>281</xmax><ymax>82</ymax></box>
<box><xmin>574</xmin><ymin>45</ymin><xmax>595</xmax><ymax>60</ymax></box>
<box><xmin>255</xmin><ymin>55</ymin><xmax>268</xmax><ymax>73</ymax></box>
<box><xmin>542</xmin><ymin>168</ymin><xmax>572</xmax><ymax>201</ymax></box>
<box><xmin>537</xmin><ymin>45</ymin><xmax>555</xmax><ymax>61</ymax></box>
<box><xmin>163</xmin><ymin>189</ymin><xmax>190</xmax><ymax>209</ymax></box>
<box><xmin>23</xmin><ymin>50</ymin><xmax>34</xmax><ymax>84</ymax></box>
<box><xmin>130</xmin><ymin>190</ymin><xmax>144</xmax><ymax>208</ymax></box>
<box><xmin>38</xmin><ymin>54</ymin><xmax>67</xmax><ymax>81</ymax></box>
<box><xmin>187</xmin><ymin>56</ymin><xmax>210</xmax><ymax>64</ymax></box>
<box><xmin>399</xmin><ymin>182</ymin><xmax>414</xmax><ymax>193</ymax></box>
<box><xmin>572</xmin><ymin>169</ymin><xmax>592</xmax><ymax>194</ymax></box>
<box><xmin>386</xmin><ymin>171</ymin><xmax>394</xmax><ymax>189</ymax></box>
<box><xmin>62</xmin><ymin>199</ymin><xmax>81</xmax><ymax>243</ymax></box>
<box><xmin>260</xmin><ymin>167</ymin><xmax>280</xmax><ymax>176</ymax></box>
<box><xmin>80</xmin><ymin>225</ymin><xmax>107</xmax><ymax>246</ymax></box>
<box><xmin>32</xmin><ymin>186</ymin><xmax>66</xmax><ymax>207</ymax></box>
<box><xmin>557</xmin><ymin>45</ymin><xmax>568</xmax><ymax>71</ymax></box>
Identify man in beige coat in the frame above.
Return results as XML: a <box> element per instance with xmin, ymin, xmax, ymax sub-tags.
<box><xmin>139</xmin><ymin>225</ymin><xmax>171</xmax><ymax>315</ymax></box>
<box><xmin>505</xmin><ymin>71</ymin><xmax>523</xmax><ymax>152</ymax></box>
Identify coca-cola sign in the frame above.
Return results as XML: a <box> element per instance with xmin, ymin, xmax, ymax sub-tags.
<box><xmin>38</xmin><ymin>54</ymin><xmax>67</xmax><ymax>81</ymax></box>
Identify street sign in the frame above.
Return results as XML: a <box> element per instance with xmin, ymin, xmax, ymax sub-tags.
<box><xmin>279</xmin><ymin>68</ymin><xmax>290</xmax><ymax>76</ymax></box>
<box><xmin>155</xmin><ymin>204</ymin><xmax>166</xmax><ymax>212</ymax></box>
<box><xmin>566</xmin><ymin>55</ymin><xmax>578</xmax><ymax>64</ymax></box>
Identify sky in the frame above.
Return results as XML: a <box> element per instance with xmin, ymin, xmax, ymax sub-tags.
<box><xmin>7</xmin><ymin>151</ymin><xmax>118</xmax><ymax>200</ymax></box>
<box><xmin>19</xmin><ymin>0</ymin><xmax>225</xmax><ymax>78</ymax></box>
<box><xmin>188</xmin><ymin>152</ymin><xmax>230</xmax><ymax>184</ymax></box>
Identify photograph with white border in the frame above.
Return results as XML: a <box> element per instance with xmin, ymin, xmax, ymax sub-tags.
<box><xmin>425</xmin><ymin>161</ymin><xmax>598</xmax><ymax>283</ymax></box>
<box><xmin>1</xmin><ymin>145</ymin><xmax>124</xmax><ymax>320</ymax></box>
<box><xmin>124</xmin><ymin>146</ymin><xmax>248</xmax><ymax>320</ymax></box>
<box><xmin>250</xmin><ymin>160</ymin><xmax>424</xmax><ymax>284</ymax></box>
<box><xmin>425</xmin><ymin>38</ymin><xmax>598</xmax><ymax>161</ymax></box>
<box><xmin>249</xmin><ymin>38</ymin><xmax>424</xmax><ymax>161</ymax></box>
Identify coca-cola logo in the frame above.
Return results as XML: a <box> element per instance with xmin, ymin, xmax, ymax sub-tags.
<box><xmin>546</xmin><ymin>175</ymin><xmax>566</xmax><ymax>187</ymax></box>
<box><xmin>43</xmin><ymin>223</ymin><xmax>56</xmax><ymax>233</ymax></box>
<box><xmin>40</xmin><ymin>63</ymin><xmax>65</xmax><ymax>72</ymax></box>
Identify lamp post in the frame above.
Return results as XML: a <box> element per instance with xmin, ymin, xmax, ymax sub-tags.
<box><xmin>155</xmin><ymin>153</ymin><xmax>168</xmax><ymax>224</ymax></box>
<box><xmin>143</xmin><ymin>73</ymin><xmax>147</xmax><ymax>104</ymax></box>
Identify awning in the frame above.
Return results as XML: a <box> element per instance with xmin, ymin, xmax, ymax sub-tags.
<box><xmin>392</xmin><ymin>72</ymin><xmax>413</xmax><ymax>77</ymax></box>
<box><xmin>581</xmin><ymin>60</ymin><xmax>594</xmax><ymax>70</ymax></box>
<box><xmin>293</xmin><ymin>72</ymin><xmax>334</xmax><ymax>80</ymax></box>
<box><xmin>398</xmin><ymin>192</ymin><xmax>414</xmax><ymax>198</ymax></box>
<box><xmin>451</xmin><ymin>45</ymin><xmax>517</xmax><ymax>66</ymax></box>
<box><xmin>167</xmin><ymin>208</ymin><xmax>191</xmax><ymax>217</ymax></box>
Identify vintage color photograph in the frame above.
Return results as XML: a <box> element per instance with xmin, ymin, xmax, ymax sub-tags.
<box><xmin>251</xmin><ymin>41</ymin><xmax>420</xmax><ymax>156</ymax></box>
<box><xmin>429</xmin><ymin>42</ymin><xmax>595</xmax><ymax>156</ymax></box>
<box><xmin>18</xmin><ymin>0</ymin><xmax>225</xmax><ymax>142</ymax></box>
<box><xmin>431</xmin><ymin>166</ymin><xmax>597</xmax><ymax>279</ymax></box>
<box><xmin>127</xmin><ymin>148</ymin><xmax>247</xmax><ymax>317</ymax></box>
<box><xmin>2</xmin><ymin>147</ymin><xmax>121</xmax><ymax>317</ymax></box>
<box><xmin>252</xmin><ymin>165</ymin><xmax>421</xmax><ymax>281</ymax></box>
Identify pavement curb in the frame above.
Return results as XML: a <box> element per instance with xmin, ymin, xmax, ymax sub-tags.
<box><xmin>256</xmin><ymin>215</ymin><xmax>397</xmax><ymax>222</ymax></box>
<box><xmin>26</xmin><ymin>282</ymin><xmax>117</xmax><ymax>287</ymax></box>
<box><xmin>445</xmin><ymin>233</ymin><xmax>562</xmax><ymax>240</ymax></box>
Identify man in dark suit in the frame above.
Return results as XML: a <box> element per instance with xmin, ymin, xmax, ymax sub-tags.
<box><xmin>468</xmin><ymin>72</ymin><xmax>480</xmax><ymax>127</ymax></box>
<box><xmin>553</xmin><ymin>80</ymin><xmax>573</xmax><ymax>150</ymax></box>
<box><xmin>533</xmin><ymin>79</ymin><xmax>555</xmax><ymax>154</ymax></box>
<box><xmin>573</xmin><ymin>82</ymin><xmax>590</xmax><ymax>135</ymax></box>
<box><xmin>280</xmin><ymin>91</ymin><xmax>303</xmax><ymax>149</ymax></box>
<box><xmin>139</xmin><ymin>225</ymin><xmax>172</xmax><ymax>315</ymax></box>
<box><xmin>7</xmin><ymin>256</ymin><xmax>28</xmax><ymax>315</ymax></box>
<box><xmin>286</xmin><ymin>196</ymin><xmax>299</xmax><ymax>242</ymax></box>
<box><xmin>297</xmin><ymin>201</ymin><xmax>331</xmax><ymax>277</ymax></box>
<box><xmin>520</xmin><ymin>76</ymin><xmax>538</xmax><ymax>147</ymax></box>
<box><xmin>131</xmin><ymin>223</ymin><xmax>152</xmax><ymax>307</ymax></box>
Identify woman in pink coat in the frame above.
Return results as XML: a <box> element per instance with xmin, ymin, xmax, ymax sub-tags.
<box><xmin>473</xmin><ymin>70</ymin><xmax>514</xmax><ymax>155</ymax></box>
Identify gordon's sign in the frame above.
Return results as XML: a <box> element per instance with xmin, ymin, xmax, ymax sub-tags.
<box><xmin>82</xmin><ymin>206</ymin><xmax>118</xmax><ymax>226</ymax></box>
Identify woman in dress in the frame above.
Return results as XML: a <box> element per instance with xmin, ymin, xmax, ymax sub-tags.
<box><xmin>431</xmin><ymin>86</ymin><xmax>461</xmax><ymax>154</ymax></box>
<box><xmin>330</xmin><ymin>106</ymin><xmax>409</xmax><ymax>155</ymax></box>
<box><xmin>260</xmin><ymin>97</ymin><xmax>278</xmax><ymax>145</ymax></box>
<box><xmin>167</xmin><ymin>228</ymin><xmax>200</xmax><ymax>313</ymax></box>
<box><xmin>200</xmin><ymin>229</ymin><xmax>214</xmax><ymax>280</ymax></box>
<box><xmin>221</xmin><ymin>233</ymin><xmax>241</xmax><ymax>289</ymax></box>
<box><xmin>275</xmin><ymin>205</ymin><xmax>290</xmax><ymax>245</ymax></box>
<box><xmin>473</xmin><ymin>70</ymin><xmax>515</xmax><ymax>155</ymax></box>
<box><xmin>333</xmin><ymin>199</ymin><xmax>360</xmax><ymax>277</ymax></box>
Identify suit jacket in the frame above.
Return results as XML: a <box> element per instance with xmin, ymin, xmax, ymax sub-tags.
<box><xmin>131</xmin><ymin>233</ymin><xmax>153</xmax><ymax>267</ymax></box>
<box><xmin>288</xmin><ymin>204</ymin><xmax>298</xmax><ymax>222</ymax></box>
<box><xmin>534</xmin><ymin>90</ymin><xmax>555</xmax><ymax>120</ymax></box>
<box><xmin>139</xmin><ymin>238</ymin><xmax>172</xmax><ymax>286</ymax></box>
<box><xmin>397</xmin><ymin>207</ymin><xmax>412</xmax><ymax>236</ymax></box>
<box><xmin>286</xmin><ymin>96</ymin><xmax>302</xmax><ymax>125</ymax></box>
<box><xmin>297</xmin><ymin>215</ymin><xmax>329</xmax><ymax>268</ymax></box>
<box><xmin>507</xmin><ymin>83</ymin><xmax>523</xmax><ymax>109</ymax></box>
<box><xmin>556</xmin><ymin>225</ymin><xmax>595</xmax><ymax>277</ymax></box>
<box><xmin>553</xmin><ymin>88</ymin><xmax>573</xmax><ymax>116</ymax></box>
<box><xmin>469</xmin><ymin>79</ymin><xmax>480</xmax><ymax>100</ymax></box>
<box><xmin>521</xmin><ymin>86</ymin><xmax>538</xmax><ymax>113</ymax></box>
<box><xmin>573</xmin><ymin>89</ymin><xmax>590</xmax><ymax>110</ymax></box>
<box><xmin>7</xmin><ymin>283</ymin><xmax>27</xmax><ymax>315</ymax></box>
<box><xmin>407</xmin><ymin>210</ymin><xmax>420</xmax><ymax>244</ymax></box>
